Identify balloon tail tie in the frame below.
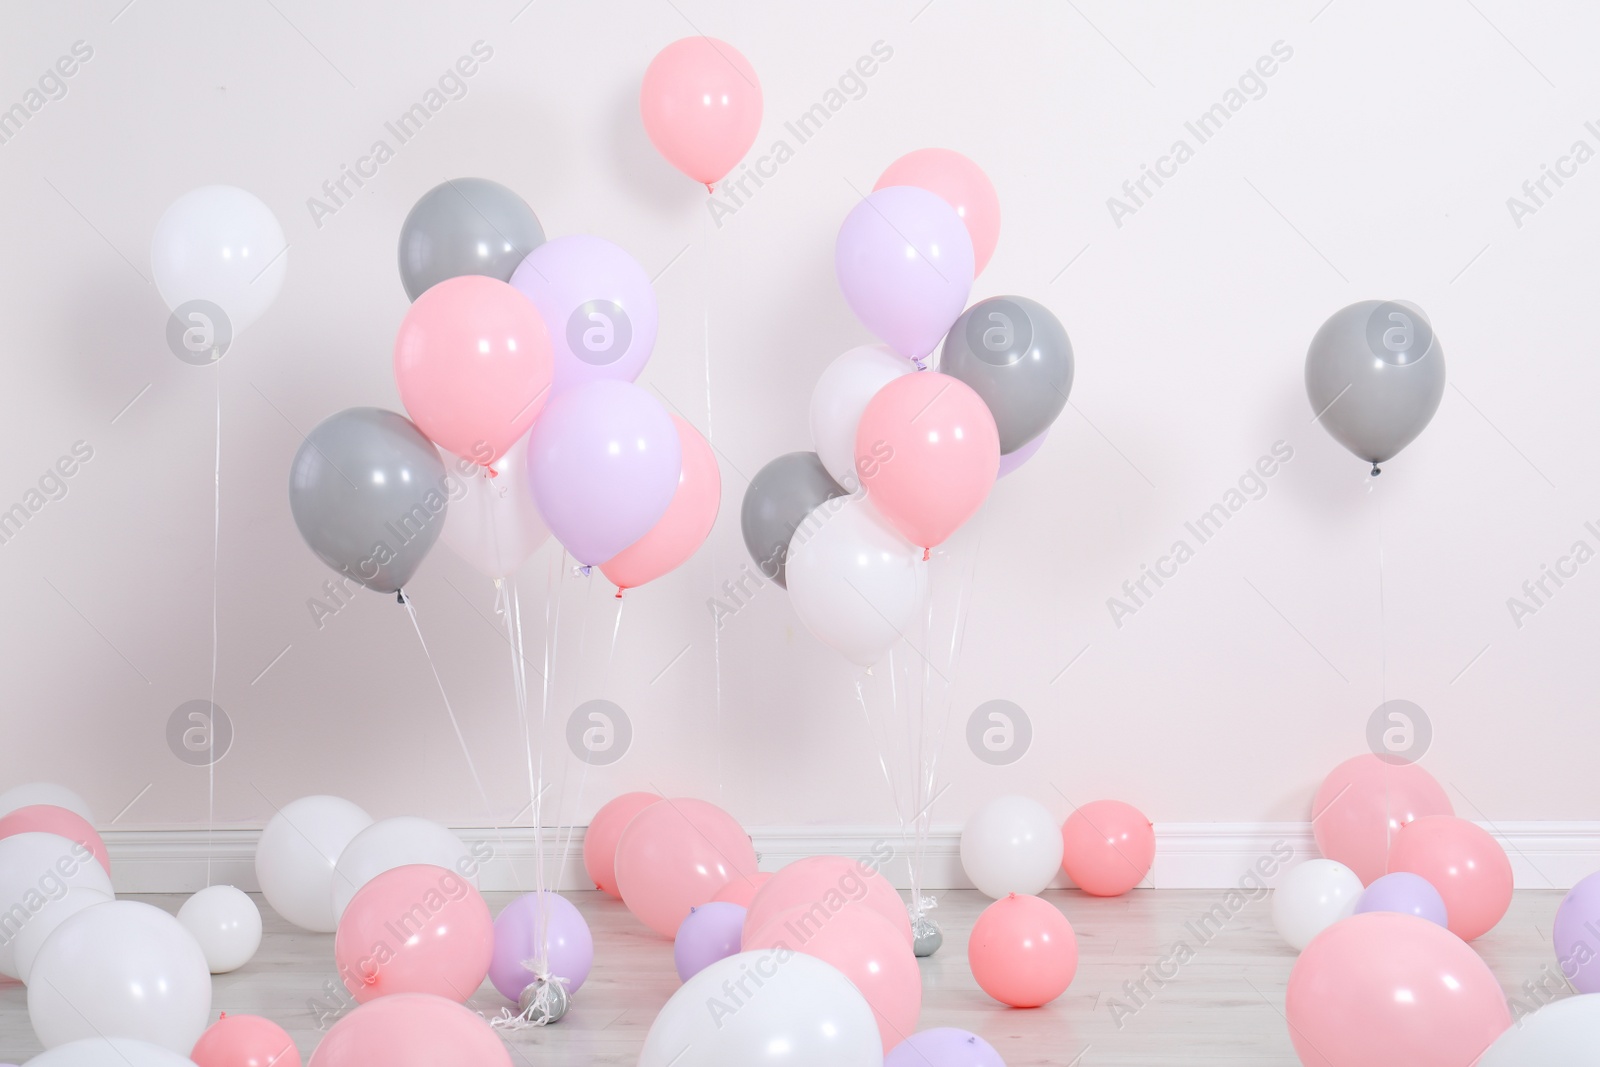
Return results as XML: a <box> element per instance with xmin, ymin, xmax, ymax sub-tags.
<box><xmin>911</xmin><ymin>356</ymin><xmax>927</xmax><ymax>371</ymax></box>
<box><xmin>705</xmin><ymin>182</ymin><xmax>715</xmax><ymax>194</ymax></box>
<box><xmin>488</xmin><ymin>974</ymin><xmax>570</xmax><ymax>1030</ymax></box>
<box><xmin>579</xmin><ymin>564</ymin><xmax>592</xmax><ymax>577</ymax></box>
<box><xmin>396</xmin><ymin>590</ymin><xmax>406</xmax><ymax>605</ymax></box>
<box><xmin>1370</xmin><ymin>463</ymin><xmax>1382</xmax><ymax>477</ymax></box>
<box><xmin>922</xmin><ymin>547</ymin><xmax>930</xmax><ymax>561</ymax></box>
<box><xmin>614</xmin><ymin>587</ymin><xmax>624</xmax><ymax>600</ymax></box>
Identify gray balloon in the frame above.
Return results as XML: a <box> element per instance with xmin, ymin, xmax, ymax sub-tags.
<box><xmin>289</xmin><ymin>407</ymin><xmax>449</xmax><ymax>595</ymax></box>
<box><xmin>397</xmin><ymin>178</ymin><xmax>545</xmax><ymax>301</ymax></box>
<box><xmin>741</xmin><ymin>452</ymin><xmax>849</xmax><ymax>589</ymax></box>
<box><xmin>1306</xmin><ymin>300</ymin><xmax>1445</xmax><ymax>473</ymax></box>
<box><xmin>939</xmin><ymin>295</ymin><xmax>1074</xmax><ymax>454</ymax></box>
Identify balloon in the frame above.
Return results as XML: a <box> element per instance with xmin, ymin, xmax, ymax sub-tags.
<box><xmin>13</xmin><ymin>887</ymin><xmax>111</xmax><ymax>983</ymax></box>
<box><xmin>939</xmin><ymin>296</ymin><xmax>1073</xmax><ymax>454</ymax></box>
<box><xmin>639</xmin><ymin>37</ymin><xmax>763</xmax><ymax>188</ymax></box>
<box><xmin>583</xmin><ymin>792</ymin><xmax>662</xmax><ymax>897</ymax></box>
<box><xmin>855</xmin><ymin>372</ymin><xmax>999</xmax><ymax>550</ymax></box>
<box><xmin>740</xmin><ymin>451</ymin><xmax>850</xmax><ymax>588</ymax></box>
<box><xmin>1271</xmin><ymin>859</ymin><xmax>1363</xmax><ymax>951</ymax></box>
<box><xmin>998</xmin><ymin>429</ymin><xmax>1046</xmax><ymax>478</ymax></box>
<box><xmin>0</xmin><ymin>783</ymin><xmax>92</xmax><ymax>822</ymax></box>
<box><xmin>397</xmin><ymin>178</ymin><xmax>545</xmax><ymax>302</ymax></box>
<box><xmin>637</xmin><ymin>950</ymin><xmax>881</xmax><ymax>1067</ymax></box>
<box><xmin>0</xmin><ymin>805</ymin><xmax>108</xmax><ymax>875</ymax></box>
<box><xmin>151</xmin><ymin>185</ymin><xmax>288</xmax><ymax>344</ymax></box>
<box><xmin>27</xmin><ymin>1038</ymin><xmax>195</xmax><ymax>1067</ymax></box>
<box><xmin>810</xmin><ymin>344</ymin><xmax>915</xmax><ymax>490</ymax></box>
<box><xmin>885</xmin><ymin>1028</ymin><xmax>1005</xmax><ymax>1067</ymax></box>
<box><xmin>178</xmin><ymin>885</ymin><xmax>262</xmax><ymax>973</ymax></box>
<box><xmin>1353</xmin><ymin>871</ymin><xmax>1448</xmax><ymax>928</ymax></box>
<box><xmin>1478</xmin><ymin>994</ymin><xmax>1600</xmax><ymax>1066</ymax></box>
<box><xmin>1285</xmin><ymin>912</ymin><xmax>1510</xmax><ymax>1066</ymax></box>
<box><xmin>674</xmin><ymin>902</ymin><xmax>746</xmax><ymax>982</ymax></box>
<box><xmin>1306</xmin><ymin>300</ymin><xmax>1445</xmax><ymax>473</ymax></box>
<box><xmin>0</xmin><ymin>831</ymin><xmax>114</xmax><ymax>979</ymax></box>
<box><xmin>1059</xmin><ymin>799</ymin><xmax>1156</xmax><ymax>897</ymax></box>
<box><xmin>191</xmin><ymin>1013</ymin><xmax>301</xmax><ymax>1067</ymax></box>
<box><xmin>785</xmin><ymin>495</ymin><xmax>926</xmax><ymax>666</ymax></box>
<box><xmin>744</xmin><ymin>855</ymin><xmax>912</xmax><ymax>949</ymax></box>
<box><xmin>509</xmin><ymin>235</ymin><xmax>659</xmax><ymax>394</ymax></box>
<box><xmin>967</xmin><ymin>893</ymin><xmax>1077</xmax><ymax>1008</ymax></box>
<box><xmin>876</xmin><ymin>149</ymin><xmax>1001</xmax><ymax>276</ymax></box>
<box><xmin>436</xmin><ymin>436</ymin><xmax>550</xmax><ymax>578</ymax></box>
<box><xmin>306</xmin><ymin>993</ymin><xmax>512</xmax><ymax>1067</ymax></box>
<box><xmin>1311</xmin><ymin>754</ymin><xmax>1453</xmax><ymax>886</ymax></box>
<box><xmin>960</xmin><ymin>795</ymin><xmax>1064</xmax><ymax>899</ymax></box>
<box><xmin>288</xmin><ymin>408</ymin><xmax>448</xmax><ymax>595</ymax></box>
<box><xmin>602</xmin><ymin>416</ymin><xmax>721</xmax><ymax>593</ymax></box>
<box><xmin>712</xmin><ymin>871</ymin><xmax>773</xmax><ymax>909</ymax></box>
<box><xmin>488</xmin><ymin>891</ymin><xmax>594</xmax><ymax>1001</ymax></box>
<box><xmin>335</xmin><ymin>864</ymin><xmax>493</xmax><ymax>1004</ymax></box>
<box><xmin>614</xmin><ymin>798</ymin><xmax>757</xmax><ymax>938</ymax></box>
<box><xmin>1387</xmin><ymin>815</ymin><xmax>1512</xmax><ymax>941</ymax></box>
<box><xmin>525</xmin><ymin>379</ymin><xmax>681</xmax><ymax>565</ymax></box>
<box><xmin>255</xmin><ymin>795</ymin><xmax>374</xmax><ymax>933</ymax></box>
<box><xmin>331</xmin><ymin>817</ymin><xmax>474</xmax><ymax>924</ymax></box>
<box><xmin>1554</xmin><ymin>870</ymin><xmax>1600</xmax><ymax>993</ymax></box>
<box><xmin>29</xmin><ymin>900</ymin><xmax>211</xmax><ymax>1052</ymax></box>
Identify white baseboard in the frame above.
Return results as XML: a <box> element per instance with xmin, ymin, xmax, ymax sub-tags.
<box><xmin>101</xmin><ymin>822</ymin><xmax>1600</xmax><ymax>895</ymax></box>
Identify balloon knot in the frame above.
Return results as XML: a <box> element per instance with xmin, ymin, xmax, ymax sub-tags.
<box><xmin>911</xmin><ymin>356</ymin><xmax>928</xmax><ymax>371</ymax></box>
<box><xmin>614</xmin><ymin>588</ymin><xmax>624</xmax><ymax>600</ymax></box>
<box><xmin>705</xmin><ymin>182</ymin><xmax>715</xmax><ymax>194</ymax></box>
<box><xmin>484</xmin><ymin>465</ymin><xmax>499</xmax><ymax>479</ymax></box>
<box><xmin>1371</xmin><ymin>464</ymin><xmax>1382</xmax><ymax>477</ymax></box>
<box><xmin>922</xmin><ymin>547</ymin><xmax>930</xmax><ymax>561</ymax></box>
<box><xmin>579</xmin><ymin>564</ymin><xmax>592</xmax><ymax>577</ymax></box>
<box><xmin>395</xmin><ymin>590</ymin><xmax>407</xmax><ymax>605</ymax></box>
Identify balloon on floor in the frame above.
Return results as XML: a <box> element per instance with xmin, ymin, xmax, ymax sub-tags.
<box><xmin>1058</xmin><ymin>800</ymin><xmax>1155</xmax><ymax>896</ymax></box>
<box><xmin>255</xmin><ymin>795</ymin><xmax>374</xmax><ymax>933</ymax></box>
<box><xmin>967</xmin><ymin>893</ymin><xmax>1077</xmax><ymax>1008</ymax></box>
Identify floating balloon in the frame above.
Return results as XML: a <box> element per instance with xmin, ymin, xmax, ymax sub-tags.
<box><xmin>674</xmin><ymin>902</ymin><xmax>746</xmax><ymax>982</ymax></box>
<box><xmin>960</xmin><ymin>795</ymin><xmax>1063</xmax><ymax>899</ymax></box>
<box><xmin>602</xmin><ymin>415</ymin><xmax>720</xmax><ymax>593</ymax></box>
<box><xmin>640</xmin><ymin>37</ymin><xmax>763</xmax><ymax>189</ymax></box>
<box><xmin>885</xmin><ymin>1028</ymin><xmax>1005</xmax><ymax>1067</ymax></box>
<box><xmin>583</xmin><ymin>792</ymin><xmax>662</xmax><ymax>898</ymax></box>
<box><xmin>1387</xmin><ymin>815</ymin><xmax>1512</xmax><ymax>941</ymax></box>
<box><xmin>0</xmin><ymin>804</ymin><xmax>108</xmax><ymax>875</ymax></box>
<box><xmin>940</xmin><ymin>296</ymin><xmax>1072</xmax><ymax>454</ymax></box>
<box><xmin>306</xmin><ymin>993</ymin><xmax>512</xmax><ymax>1067</ymax></box>
<box><xmin>744</xmin><ymin>855</ymin><xmax>912</xmax><ymax>950</ymax></box>
<box><xmin>191</xmin><ymin>1013</ymin><xmax>301</xmax><ymax>1067</ymax></box>
<box><xmin>967</xmin><ymin>894</ymin><xmax>1077</xmax><ymax>1008</ymax></box>
<box><xmin>0</xmin><ymin>832</ymin><xmax>114</xmax><ymax>980</ymax></box>
<box><xmin>0</xmin><ymin>783</ymin><xmax>91</xmax><ymax>822</ymax></box>
<box><xmin>740</xmin><ymin>451</ymin><xmax>850</xmax><ymax>588</ymax></box>
<box><xmin>178</xmin><ymin>885</ymin><xmax>262</xmax><ymax>973</ymax></box>
<box><xmin>1311</xmin><ymin>754</ymin><xmax>1452</xmax><ymax>886</ymax></box>
<box><xmin>437</xmin><ymin>436</ymin><xmax>550</xmax><ymax>578</ymax></box>
<box><xmin>255</xmin><ymin>795</ymin><xmax>374</xmax><ymax>933</ymax></box>
<box><xmin>614</xmin><ymin>798</ymin><xmax>757</xmax><ymax>938</ymax></box>
<box><xmin>1059</xmin><ymin>799</ymin><xmax>1155</xmax><ymax>896</ymax></box>
<box><xmin>336</xmin><ymin>864</ymin><xmax>493</xmax><ymax>1004</ymax></box>
<box><xmin>1553</xmin><ymin>871</ymin><xmax>1600</xmax><ymax>994</ymax></box>
<box><xmin>1354</xmin><ymin>871</ymin><xmax>1449</xmax><ymax>928</ymax></box>
<box><xmin>1478</xmin><ymin>994</ymin><xmax>1600</xmax><ymax>1066</ymax></box>
<box><xmin>397</xmin><ymin>178</ymin><xmax>545</xmax><ymax>302</ymax></box>
<box><xmin>489</xmin><ymin>891</ymin><xmax>594</xmax><ymax>1002</ymax></box>
<box><xmin>151</xmin><ymin>185</ymin><xmax>288</xmax><ymax>346</ymax></box>
<box><xmin>1271</xmin><ymin>859</ymin><xmax>1363</xmax><ymax>951</ymax></box>
<box><xmin>331</xmin><ymin>817</ymin><xmax>475</xmax><ymax>923</ymax></box>
<box><xmin>810</xmin><ymin>344</ymin><xmax>914</xmax><ymax>490</ymax></box>
<box><xmin>877</xmin><ymin>149</ymin><xmax>1000</xmax><ymax>275</ymax></box>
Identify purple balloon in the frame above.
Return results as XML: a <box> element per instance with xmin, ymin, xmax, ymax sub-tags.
<box><xmin>526</xmin><ymin>379</ymin><xmax>681</xmax><ymax>565</ymax></box>
<box><xmin>510</xmin><ymin>235</ymin><xmax>659</xmax><ymax>395</ymax></box>
<box><xmin>836</xmin><ymin>186</ymin><xmax>974</xmax><ymax>362</ymax></box>
<box><xmin>673</xmin><ymin>902</ymin><xmax>746</xmax><ymax>982</ymax></box>
<box><xmin>886</xmin><ymin>1028</ymin><xmax>1006</xmax><ymax>1067</ymax></box>
<box><xmin>1554</xmin><ymin>870</ymin><xmax>1600</xmax><ymax>993</ymax></box>
<box><xmin>1353</xmin><ymin>872</ymin><xmax>1448</xmax><ymax>928</ymax></box>
<box><xmin>489</xmin><ymin>891</ymin><xmax>595</xmax><ymax>1002</ymax></box>
<box><xmin>998</xmin><ymin>429</ymin><xmax>1048</xmax><ymax>478</ymax></box>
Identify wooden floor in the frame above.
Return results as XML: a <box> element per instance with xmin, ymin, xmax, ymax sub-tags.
<box><xmin>0</xmin><ymin>889</ymin><xmax>1564</xmax><ymax>1065</ymax></box>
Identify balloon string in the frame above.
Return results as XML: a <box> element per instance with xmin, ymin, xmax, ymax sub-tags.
<box><xmin>703</xmin><ymin>305</ymin><xmax>725</xmax><ymax>805</ymax></box>
<box><xmin>207</xmin><ymin>363</ymin><xmax>221</xmax><ymax>887</ymax></box>
<box><xmin>555</xmin><ymin>591</ymin><xmax>623</xmax><ymax>893</ymax></box>
<box><xmin>1371</xmin><ymin>475</ymin><xmax>1394</xmax><ymax>869</ymax></box>
<box><xmin>532</xmin><ymin>551</ymin><xmax>569</xmax><ymax>973</ymax></box>
<box><xmin>853</xmin><ymin>674</ymin><xmax>910</xmax><ymax>842</ymax></box>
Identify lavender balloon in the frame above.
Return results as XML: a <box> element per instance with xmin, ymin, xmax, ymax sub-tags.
<box><xmin>1554</xmin><ymin>870</ymin><xmax>1600</xmax><ymax>993</ymax></box>
<box><xmin>526</xmin><ymin>379</ymin><xmax>681</xmax><ymax>565</ymax></box>
<box><xmin>1353</xmin><ymin>872</ymin><xmax>1448</xmax><ymax>928</ymax></box>
<box><xmin>489</xmin><ymin>891</ymin><xmax>594</xmax><ymax>1002</ymax></box>
<box><xmin>886</xmin><ymin>1028</ymin><xmax>1006</xmax><ymax>1067</ymax></box>
<box><xmin>997</xmin><ymin>430</ymin><xmax>1047</xmax><ymax>479</ymax></box>
<box><xmin>673</xmin><ymin>902</ymin><xmax>745</xmax><ymax>982</ymax></box>
<box><xmin>836</xmin><ymin>186</ymin><xmax>974</xmax><ymax>363</ymax></box>
<box><xmin>510</xmin><ymin>235</ymin><xmax>658</xmax><ymax>396</ymax></box>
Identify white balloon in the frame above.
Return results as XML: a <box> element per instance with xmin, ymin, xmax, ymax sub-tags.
<box><xmin>639</xmin><ymin>950</ymin><xmax>881</xmax><ymax>1067</ymax></box>
<box><xmin>14</xmin><ymin>887</ymin><xmax>112</xmax><ymax>983</ymax></box>
<box><xmin>331</xmin><ymin>816</ymin><xmax>473</xmax><ymax>923</ymax></box>
<box><xmin>150</xmin><ymin>185</ymin><xmax>288</xmax><ymax>336</ymax></box>
<box><xmin>1478</xmin><ymin>993</ymin><xmax>1600</xmax><ymax>1065</ymax></box>
<box><xmin>1271</xmin><ymin>859</ymin><xmax>1363</xmax><ymax>951</ymax></box>
<box><xmin>959</xmin><ymin>795</ymin><xmax>1065</xmax><ymax>898</ymax></box>
<box><xmin>177</xmin><ymin>885</ymin><xmax>261</xmax><ymax>974</ymax></box>
<box><xmin>255</xmin><ymin>795</ymin><xmax>373</xmax><ymax>932</ymax></box>
<box><xmin>0</xmin><ymin>783</ymin><xmax>92</xmax><ymax>822</ymax></box>
<box><xmin>25</xmin><ymin>1036</ymin><xmax>197</xmax><ymax>1067</ymax></box>
<box><xmin>439</xmin><ymin>435</ymin><xmax>551</xmax><ymax>578</ymax></box>
<box><xmin>29</xmin><ymin>900</ymin><xmax>211</xmax><ymax>1053</ymax></box>
<box><xmin>786</xmin><ymin>495</ymin><xmax>926</xmax><ymax>667</ymax></box>
<box><xmin>809</xmin><ymin>344</ymin><xmax>914</xmax><ymax>491</ymax></box>
<box><xmin>0</xmin><ymin>832</ymin><xmax>115</xmax><ymax>979</ymax></box>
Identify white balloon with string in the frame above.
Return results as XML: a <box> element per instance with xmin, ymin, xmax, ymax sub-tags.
<box><xmin>440</xmin><ymin>433</ymin><xmax>552</xmax><ymax>578</ymax></box>
<box><xmin>151</xmin><ymin>185</ymin><xmax>288</xmax><ymax>338</ymax></box>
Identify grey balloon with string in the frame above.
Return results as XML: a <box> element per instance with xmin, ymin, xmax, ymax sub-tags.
<box><xmin>1305</xmin><ymin>300</ymin><xmax>1445</xmax><ymax>475</ymax></box>
<box><xmin>939</xmin><ymin>295</ymin><xmax>1074</xmax><ymax>454</ymax></box>
<box><xmin>397</xmin><ymin>177</ymin><xmax>546</xmax><ymax>301</ymax></box>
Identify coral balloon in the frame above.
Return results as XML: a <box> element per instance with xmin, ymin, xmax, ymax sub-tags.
<box><xmin>602</xmin><ymin>415</ymin><xmax>720</xmax><ymax>593</ymax></box>
<box><xmin>306</xmin><ymin>993</ymin><xmax>511</xmax><ymax>1067</ymax></box>
<box><xmin>392</xmin><ymin>275</ymin><xmax>554</xmax><ymax>465</ymax></box>
<box><xmin>640</xmin><ymin>37</ymin><xmax>762</xmax><ymax>188</ymax></box>
<box><xmin>876</xmin><ymin>148</ymin><xmax>1001</xmax><ymax>276</ymax></box>
<box><xmin>1285</xmin><ymin>912</ymin><xmax>1510</xmax><ymax>1066</ymax></box>
<box><xmin>855</xmin><ymin>372</ymin><xmax>998</xmax><ymax>551</ymax></box>
<box><xmin>967</xmin><ymin>894</ymin><xmax>1077</xmax><ymax>1008</ymax></box>
<box><xmin>1311</xmin><ymin>754</ymin><xmax>1452</xmax><ymax>886</ymax></box>
<box><xmin>0</xmin><ymin>805</ymin><xmax>108</xmax><ymax>876</ymax></box>
<box><xmin>583</xmin><ymin>792</ymin><xmax>662</xmax><ymax>898</ymax></box>
<box><xmin>1386</xmin><ymin>815</ymin><xmax>1512</xmax><ymax>941</ymax></box>
<box><xmin>744</xmin><ymin>854</ymin><xmax>912</xmax><ymax>949</ymax></box>
<box><xmin>190</xmin><ymin>1013</ymin><xmax>301</xmax><ymax>1067</ymax></box>
<box><xmin>1059</xmin><ymin>799</ymin><xmax>1155</xmax><ymax>896</ymax></box>
<box><xmin>614</xmin><ymin>798</ymin><xmax>757</xmax><ymax>937</ymax></box>
<box><xmin>712</xmin><ymin>871</ymin><xmax>773</xmax><ymax>908</ymax></box>
<box><xmin>333</xmin><ymin>864</ymin><xmax>493</xmax><ymax>1003</ymax></box>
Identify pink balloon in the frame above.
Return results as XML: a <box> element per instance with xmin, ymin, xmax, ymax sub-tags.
<box><xmin>876</xmin><ymin>148</ymin><xmax>1001</xmax><ymax>276</ymax></box>
<box><xmin>1386</xmin><ymin>815</ymin><xmax>1512</xmax><ymax>941</ymax></box>
<box><xmin>967</xmin><ymin>894</ymin><xmax>1077</xmax><ymax>1008</ymax></box>
<box><xmin>997</xmin><ymin>429</ymin><xmax>1047</xmax><ymax>478</ymax></box>
<box><xmin>191</xmin><ymin>1013</ymin><xmax>301</xmax><ymax>1067</ymax></box>
<box><xmin>393</xmin><ymin>275</ymin><xmax>554</xmax><ymax>465</ymax></box>
<box><xmin>746</xmin><ymin>904</ymin><xmax>921</xmax><ymax>1052</ymax></box>
<box><xmin>711</xmin><ymin>871</ymin><xmax>773</xmax><ymax>909</ymax></box>
<box><xmin>614</xmin><ymin>798</ymin><xmax>758</xmax><ymax>938</ymax></box>
<box><xmin>307</xmin><ymin>993</ymin><xmax>511</xmax><ymax>1067</ymax></box>
<box><xmin>855</xmin><ymin>372</ymin><xmax>998</xmax><ymax>551</ymax></box>
<box><xmin>743</xmin><ymin>855</ymin><xmax>913</xmax><ymax>949</ymax></box>
<box><xmin>640</xmin><ymin>37</ymin><xmax>762</xmax><ymax>189</ymax></box>
<box><xmin>1059</xmin><ymin>800</ymin><xmax>1155</xmax><ymax>897</ymax></box>
<box><xmin>836</xmin><ymin>187</ymin><xmax>974</xmax><ymax>361</ymax></box>
<box><xmin>601</xmin><ymin>416</ymin><xmax>721</xmax><ymax>594</ymax></box>
<box><xmin>333</xmin><ymin>864</ymin><xmax>494</xmax><ymax>1004</ymax></box>
<box><xmin>583</xmin><ymin>792</ymin><xmax>662</xmax><ymax>898</ymax></box>
<box><xmin>1311</xmin><ymin>755</ymin><xmax>1453</xmax><ymax>886</ymax></box>
<box><xmin>0</xmin><ymin>805</ymin><xmax>109</xmax><ymax>876</ymax></box>
<box><xmin>1285</xmin><ymin>912</ymin><xmax>1510</xmax><ymax>1066</ymax></box>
